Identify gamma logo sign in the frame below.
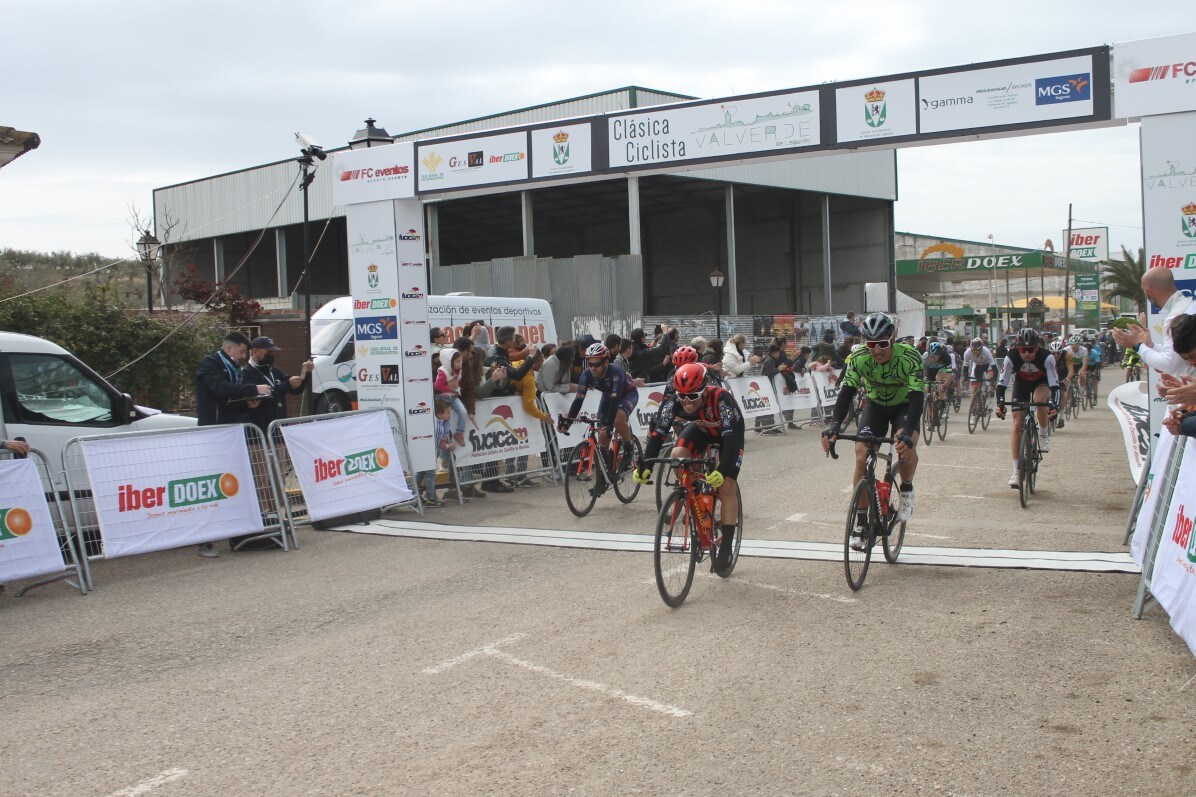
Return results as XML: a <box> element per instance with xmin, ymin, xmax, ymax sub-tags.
<box><xmin>0</xmin><ymin>507</ymin><xmax>33</xmax><ymax>540</ymax></box>
<box><xmin>117</xmin><ymin>474</ymin><xmax>239</xmax><ymax>513</ymax></box>
<box><xmin>1035</xmin><ymin>73</ymin><xmax>1090</xmax><ymax>104</ymax></box>
<box><xmin>470</xmin><ymin>404</ymin><xmax>530</xmax><ymax>452</ymax></box>
<box><xmin>314</xmin><ymin>448</ymin><xmax>390</xmax><ymax>484</ymax></box>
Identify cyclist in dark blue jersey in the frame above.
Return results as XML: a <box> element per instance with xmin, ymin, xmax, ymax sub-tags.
<box><xmin>558</xmin><ymin>342</ymin><xmax>640</xmax><ymax>457</ymax></box>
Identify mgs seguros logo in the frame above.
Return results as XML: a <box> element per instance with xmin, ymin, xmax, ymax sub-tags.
<box><xmin>0</xmin><ymin>506</ymin><xmax>34</xmax><ymax>540</ymax></box>
<box><xmin>355</xmin><ymin>315</ymin><xmax>398</xmax><ymax>341</ymax></box>
<box><xmin>1034</xmin><ymin>73</ymin><xmax>1090</xmax><ymax>105</ymax></box>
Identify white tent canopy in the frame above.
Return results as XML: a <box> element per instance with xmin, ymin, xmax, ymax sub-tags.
<box><xmin>865</xmin><ymin>283</ymin><xmax>925</xmax><ymax>341</ymax></box>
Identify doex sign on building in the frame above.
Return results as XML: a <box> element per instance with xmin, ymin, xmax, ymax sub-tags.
<box><xmin>82</xmin><ymin>427</ymin><xmax>262</xmax><ymax>557</ymax></box>
<box><xmin>282</xmin><ymin>411</ymin><xmax>412</xmax><ymax>522</ymax></box>
<box><xmin>0</xmin><ymin>458</ymin><xmax>66</xmax><ymax>583</ymax></box>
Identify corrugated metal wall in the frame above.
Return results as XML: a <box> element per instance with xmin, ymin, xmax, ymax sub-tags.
<box><xmin>430</xmin><ymin>254</ymin><xmax>644</xmax><ymax>340</ymax></box>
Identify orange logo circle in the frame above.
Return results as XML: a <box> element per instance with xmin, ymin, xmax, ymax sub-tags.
<box><xmin>219</xmin><ymin>473</ymin><xmax>240</xmax><ymax>498</ymax></box>
<box><xmin>375</xmin><ymin>448</ymin><xmax>390</xmax><ymax>468</ymax></box>
<box><xmin>5</xmin><ymin>508</ymin><xmax>33</xmax><ymax>536</ymax></box>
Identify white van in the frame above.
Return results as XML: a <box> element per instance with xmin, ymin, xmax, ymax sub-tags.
<box><xmin>309</xmin><ymin>295</ymin><xmax>558</xmax><ymax>412</ymax></box>
<box><xmin>0</xmin><ymin>331</ymin><xmax>197</xmax><ymax>473</ymax></box>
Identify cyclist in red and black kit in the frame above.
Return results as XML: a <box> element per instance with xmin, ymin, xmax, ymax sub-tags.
<box><xmin>634</xmin><ymin>363</ymin><xmax>746</xmax><ymax>575</ymax></box>
<box><xmin>995</xmin><ymin>327</ymin><xmax>1060</xmax><ymax>488</ymax></box>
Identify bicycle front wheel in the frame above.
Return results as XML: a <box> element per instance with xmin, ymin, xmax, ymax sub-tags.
<box><xmin>654</xmin><ymin>490</ymin><xmax>697</xmax><ymax>607</ymax></box>
<box><xmin>1017</xmin><ymin>422</ymin><xmax>1033</xmax><ymax>508</ymax></box>
<box><xmin>563</xmin><ymin>442</ymin><xmax>599</xmax><ymax>517</ymax></box>
<box><xmin>654</xmin><ymin>458</ymin><xmax>677</xmax><ymax>512</ymax></box>
<box><xmin>611</xmin><ymin>436</ymin><xmax>644</xmax><ymax>504</ymax></box>
<box><xmin>968</xmin><ymin>392</ymin><xmax>981</xmax><ymax>433</ymax></box>
<box><xmin>710</xmin><ymin>482</ymin><xmax>745</xmax><ymax>578</ymax></box>
<box><xmin>844</xmin><ymin>479</ymin><xmax>875</xmax><ymax>591</ymax></box>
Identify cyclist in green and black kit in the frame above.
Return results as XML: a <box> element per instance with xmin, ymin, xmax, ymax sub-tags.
<box><xmin>821</xmin><ymin>313</ymin><xmax>925</xmax><ymax>544</ymax></box>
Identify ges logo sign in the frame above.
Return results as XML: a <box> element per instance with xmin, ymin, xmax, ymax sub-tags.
<box><xmin>355</xmin><ymin>316</ymin><xmax>398</xmax><ymax>341</ymax></box>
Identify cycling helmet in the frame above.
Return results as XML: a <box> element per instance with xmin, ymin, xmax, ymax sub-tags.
<box><xmin>970</xmin><ymin>337</ymin><xmax>982</xmax><ymax>350</ymax></box>
<box><xmin>673</xmin><ymin>362</ymin><xmax>708</xmax><ymax>395</ymax></box>
<box><xmin>1049</xmin><ymin>341</ymin><xmax>1063</xmax><ymax>353</ymax></box>
<box><xmin>584</xmin><ymin>342</ymin><xmax>609</xmax><ymax>360</ymax></box>
<box><xmin>929</xmin><ymin>341</ymin><xmax>943</xmax><ymax>355</ymax></box>
<box><xmin>1017</xmin><ymin>328</ymin><xmax>1040</xmax><ymax>347</ymax></box>
<box><xmin>859</xmin><ymin>312</ymin><xmax>895</xmax><ymax>341</ymax></box>
<box><xmin>672</xmin><ymin>345</ymin><xmax>699</xmax><ymax>367</ymax></box>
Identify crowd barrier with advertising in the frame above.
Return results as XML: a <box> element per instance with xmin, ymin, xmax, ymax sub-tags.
<box><xmin>268</xmin><ymin>408</ymin><xmax>420</xmax><ymax>531</ymax></box>
<box><xmin>1128</xmin><ymin>428</ymin><xmax>1196</xmax><ymax>656</ymax></box>
<box><xmin>0</xmin><ymin>449</ymin><xmax>86</xmax><ymax>597</ymax></box>
<box><xmin>446</xmin><ymin>396</ymin><xmax>559</xmax><ymax>505</ymax></box>
<box><xmin>61</xmin><ymin>424</ymin><xmax>287</xmax><ymax>590</ymax></box>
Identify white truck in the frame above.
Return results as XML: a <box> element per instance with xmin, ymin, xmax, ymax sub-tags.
<box><xmin>309</xmin><ymin>295</ymin><xmax>558</xmax><ymax>413</ymax></box>
<box><xmin>0</xmin><ymin>330</ymin><xmax>197</xmax><ymax>484</ymax></box>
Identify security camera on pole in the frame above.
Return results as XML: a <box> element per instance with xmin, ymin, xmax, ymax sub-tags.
<box><xmin>295</xmin><ymin>132</ymin><xmax>327</xmax><ymax>360</ymax></box>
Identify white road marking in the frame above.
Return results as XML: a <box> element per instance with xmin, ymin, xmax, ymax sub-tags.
<box><xmin>907</xmin><ymin>532</ymin><xmax>952</xmax><ymax>540</ymax></box>
<box><xmin>422</xmin><ymin>633</ymin><xmax>526</xmax><ymax>675</ymax></box>
<box><xmin>697</xmin><ymin>573</ymin><xmax>857</xmax><ymax>604</ymax></box>
<box><xmin>923</xmin><ymin>463</ymin><xmax>1002</xmax><ymax>470</ymax></box>
<box><xmin>105</xmin><ymin>769</ymin><xmax>188</xmax><ymax>797</ymax></box>
<box><xmin>425</xmin><ymin>633</ymin><xmax>690</xmax><ymax>718</ymax></box>
<box><xmin>942</xmin><ymin>445</ymin><xmax>1007</xmax><ymax>451</ymax></box>
<box><xmin>953</xmin><ymin>494</ymin><xmax>989</xmax><ymax>500</ymax></box>
<box><xmin>786</xmin><ymin>512</ymin><xmax>807</xmax><ymax>522</ymax></box>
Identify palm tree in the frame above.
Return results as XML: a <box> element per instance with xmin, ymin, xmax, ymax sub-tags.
<box><xmin>1101</xmin><ymin>245</ymin><xmax>1146</xmax><ymax>316</ymax></box>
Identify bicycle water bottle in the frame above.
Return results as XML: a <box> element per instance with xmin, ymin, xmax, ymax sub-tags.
<box><xmin>875</xmin><ymin>480</ymin><xmax>891</xmax><ymax>516</ymax></box>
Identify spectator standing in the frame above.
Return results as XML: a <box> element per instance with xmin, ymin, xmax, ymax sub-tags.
<box><xmin>702</xmin><ymin>339</ymin><xmax>726</xmax><ymax>385</ymax></box>
<box><xmin>840</xmin><ymin>312</ymin><xmax>862</xmax><ymax>338</ymax></box>
<box><xmin>430</xmin><ymin>327</ymin><xmax>450</xmax><ymax>365</ymax></box>
<box><xmin>813</xmin><ymin>329</ymin><xmax>839</xmax><ymax>367</ymax></box>
<box><xmin>417</xmin><ymin>400</ymin><xmax>454</xmax><ymax>507</ymax></box>
<box><xmin>723</xmin><ymin>334</ymin><xmax>761</xmax><ymax>378</ymax></box>
<box><xmin>756</xmin><ymin>344</ymin><xmax>785</xmax><ymax>433</ymax></box>
<box><xmin>452</xmin><ymin>337</ymin><xmax>486</xmax><ymax>501</ymax></box>
<box><xmin>240</xmin><ymin>337</ymin><xmax>311</xmax><ymax>434</ymax></box>
<box><xmin>510</xmin><ymin>347</ymin><xmax>553</xmax><ymax>486</ymax></box>
<box><xmin>1112</xmin><ymin>267</ymin><xmax>1196</xmax><ymax>378</ymax></box>
<box><xmin>195</xmin><ymin>331</ymin><xmax>270</xmax><ymax>558</ymax></box>
<box><xmin>537</xmin><ymin>344</ymin><xmax>576</xmax><ymax>395</ymax></box>
<box><xmin>434</xmin><ymin>349</ymin><xmax>469</xmax><ymax>447</ymax></box>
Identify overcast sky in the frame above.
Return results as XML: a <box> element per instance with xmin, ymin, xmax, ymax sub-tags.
<box><xmin>0</xmin><ymin>1</ymin><xmax>1187</xmax><ymax>261</ymax></box>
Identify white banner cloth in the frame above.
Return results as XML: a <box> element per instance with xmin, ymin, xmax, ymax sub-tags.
<box><xmin>726</xmin><ymin>376</ymin><xmax>781</xmax><ymax>419</ymax></box>
<box><xmin>1132</xmin><ymin>428</ymin><xmax>1177</xmax><ymax>566</ymax></box>
<box><xmin>811</xmin><ymin>370</ymin><xmax>841</xmax><ymax>410</ymax></box>
<box><xmin>1107</xmin><ymin>382</ymin><xmax>1152</xmax><ymax>482</ymax></box>
<box><xmin>452</xmin><ymin>396</ymin><xmax>548</xmax><ymax>467</ymax></box>
<box><xmin>541</xmin><ymin>391</ymin><xmax>600</xmax><ymax>447</ymax></box>
<box><xmin>629</xmin><ymin>384</ymin><xmax>669</xmax><ymax>437</ymax></box>
<box><xmin>773</xmin><ymin>373</ymin><xmax>819</xmax><ymax>411</ymax></box>
<box><xmin>0</xmin><ymin>459</ymin><xmax>66</xmax><ymax>582</ymax></box>
<box><xmin>283</xmin><ymin>412</ymin><xmax>413</xmax><ymax>523</ymax></box>
<box><xmin>82</xmin><ymin>427</ymin><xmax>263</xmax><ymax>557</ymax></box>
<box><xmin>1148</xmin><ymin>441</ymin><xmax>1196</xmax><ymax>656</ymax></box>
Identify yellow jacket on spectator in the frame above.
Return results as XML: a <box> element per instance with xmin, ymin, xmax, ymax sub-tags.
<box><xmin>511</xmin><ymin>357</ymin><xmax>551</xmax><ymax>423</ymax></box>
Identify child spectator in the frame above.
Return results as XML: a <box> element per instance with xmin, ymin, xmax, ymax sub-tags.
<box><xmin>434</xmin><ymin>348</ymin><xmax>469</xmax><ymax>447</ymax></box>
<box><xmin>417</xmin><ymin>400</ymin><xmax>456</xmax><ymax>507</ymax></box>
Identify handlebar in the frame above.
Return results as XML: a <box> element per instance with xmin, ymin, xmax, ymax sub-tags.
<box><xmin>824</xmin><ymin>434</ymin><xmax>896</xmax><ymax>460</ymax></box>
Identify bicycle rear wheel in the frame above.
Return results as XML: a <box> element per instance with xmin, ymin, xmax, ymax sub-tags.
<box><xmin>922</xmin><ymin>399</ymin><xmax>935</xmax><ymax>445</ymax></box>
<box><xmin>563</xmin><ymin>442</ymin><xmax>599</xmax><ymax>517</ymax></box>
<box><xmin>611</xmin><ymin>436</ymin><xmax>644</xmax><ymax>504</ymax></box>
<box><xmin>654</xmin><ymin>490</ymin><xmax>697</xmax><ymax>607</ymax></box>
<box><xmin>709</xmin><ymin>483</ymin><xmax>745</xmax><ymax>578</ymax></box>
<box><xmin>937</xmin><ymin>401</ymin><xmax>949</xmax><ymax>441</ymax></box>
<box><xmin>981</xmin><ymin>387</ymin><xmax>993</xmax><ymax>430</ymax></box>
<box><xmin>844</xmin><ymin>479</ymin><xmax>875</xmax><ymax>591</ymax></box>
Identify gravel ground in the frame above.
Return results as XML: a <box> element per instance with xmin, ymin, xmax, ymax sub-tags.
<box><xmin>2</xmin><ymin>378</ymin><xmax>1193</xmax><ymax>797</ymax></box>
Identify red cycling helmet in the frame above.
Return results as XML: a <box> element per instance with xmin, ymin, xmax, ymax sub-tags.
<box><xmin>673</xmin><ymin>362</ymin><xmax>708</xmax><ymax>395</ymax></box>
<box><xmin>672</xmin><ymin>345</ymin><xmax>699</xmax><ymax>366</ymax></box>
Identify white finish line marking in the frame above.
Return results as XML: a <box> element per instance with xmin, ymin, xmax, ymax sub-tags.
<box><xmin>923</xmin><ymin>463</ymin><xmax>1002</xmax><ymax>470</ymax></box>
<box><xmin>424</xmin><ymin>635</ymin><xmax>691</xmax><ymax>718</ymax></box>
<box><xmin>105</xmin><ymin>769</ymin><xmax>188</xmax><ymax>797</ymax></box>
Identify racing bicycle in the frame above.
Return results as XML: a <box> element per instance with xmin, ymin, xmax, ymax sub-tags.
<box><xmin>967</xmin><ymin>374</ymin><xmax>994</xmax><ymax>433</ymax></box>
<box><xmin>922</xmin><ymin>381</ymin><xmax>949</xmax><ymax>443</ymax></box>
<box><xmin>827</xmin><ymin>434</ymin><xmax>907</xmax><ymax>591</ymax></box>
<box><xmin>1006</xmin><ymin>400</ymin><xmax>1052</xmax><ymax>509</ymax></box>
<box><xmin>645</xmin><ymin>455</ymin><xmax>743</xmax><ymax>607</ymax></box>
<box><xmin>558</xmin><ymin>413</ymin><xmax>643</xmax><ymax>517</ymax></box>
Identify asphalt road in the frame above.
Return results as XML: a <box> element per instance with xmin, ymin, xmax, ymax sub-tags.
<box><xmin>3</xmin><ymin>378</ymin><xmax>1194</xmax><ymax>797</ymax></box>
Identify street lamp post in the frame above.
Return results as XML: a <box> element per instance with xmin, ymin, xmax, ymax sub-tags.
<box><xmin>136</xmin><ymin>229</ymin><xmax>160</xmax><ymax>314</ymax></box>
<box><xmin>709</xmin><ymin>268</ymin><xmax>725</xmax><ymax>342</ymax></box>
<box><xmin>295</xmin><ymin>133</ymin><xmax>328</xmax><ymax>358</ymax></box>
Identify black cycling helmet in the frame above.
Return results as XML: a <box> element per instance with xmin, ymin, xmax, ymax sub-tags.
<box><xmin>1017</xmin><ymin>328</ymin><xmax>1040</xmax><ymax>347</ymax></box>
<box><xmin>859</xmin><ymin>312</ymin><xmax>895</xmax><ymax>341</ymax></box>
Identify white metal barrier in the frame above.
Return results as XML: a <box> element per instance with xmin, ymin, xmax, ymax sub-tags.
<box><xmin>62</xmin><ymin>424</ymin><xmax>288</xmax><ymax>589</ymax></box>
<box><xmin>0</xmin><ymin>449</ymin><xmax>86</xmax><ymax>597</ymax></box>
<box><xmin>268</xmin><ymin>407</ymin><xmax>421</xmax><ymax>534</ymax></box>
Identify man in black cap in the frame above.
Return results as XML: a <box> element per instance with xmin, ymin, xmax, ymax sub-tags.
<box><xmin>240</xmin><ymin>336</ymin><xmax>313</xmax><ymax>434</ymax></box>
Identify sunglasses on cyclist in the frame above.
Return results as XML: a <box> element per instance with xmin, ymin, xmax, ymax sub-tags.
<box><xmin>677</xmin><ymin>390</ymin><xmax>705</xmax><ymax>402</ymax></box>
<box><xmin>1018</xmin><ymin>346</ymin><xmax>1038</xmax><ymax>354</ymax></box>
<box><xmin>586</xmin><ymin>360</ymin><xmax>607</xmax><ymax>369</ymax></box>
<box><xmin>864</xmin><ymin>340</ymin><xmax>891</xmax><ymax>349</ymax></box>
